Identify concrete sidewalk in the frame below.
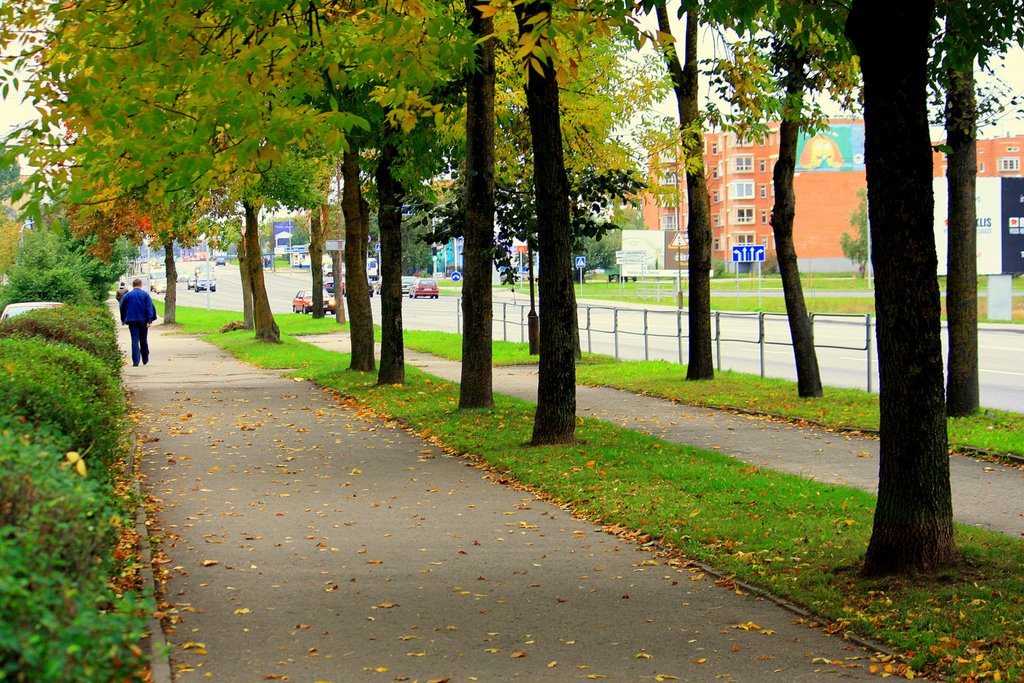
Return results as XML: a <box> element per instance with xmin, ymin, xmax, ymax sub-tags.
<box><xmin>122</xmin><ymin>323</ymin><xmax>885</xmax><ymax>682</ymax></box>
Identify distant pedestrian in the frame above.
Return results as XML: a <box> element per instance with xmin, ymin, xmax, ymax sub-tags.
<box><xmin>115</xmin><ymin>281</ymin><xmax>129</xmax><ymax>303</ymax></box>
<box><xmin>119</xmin><ymin>278</ymin><xmax>158</xmax><ymax>367</ymax></box>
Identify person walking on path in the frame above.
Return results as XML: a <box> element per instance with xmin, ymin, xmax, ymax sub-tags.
<box><xmin>115</xmin><ymin>281</ymin><xmax>129</xmax><ymax>303</ymax></box>
<box><xmin>119</xmin><ymin>278</ymin><xmax>157</xmax><ymax>367</ymax></box>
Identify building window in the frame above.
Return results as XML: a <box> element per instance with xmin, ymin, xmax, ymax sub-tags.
<box><xmin>980</xmin><ymin>162</ymin><xmax>985</xmax><ymax>173</ymax></box>
<box><xmin>713</xmin><ymin>214</ymin><xmax>721</xmax><ymax>227</ymax></box>
<box><xmin>760</xmin><ymin>209</ymin><xmax>769</xmax><ymax>224</ymax></box>
<box><xmin>759</xmin><ymin>184</ymin><xmax>767</xmax><ymax>198</ymax></box>
<box><xmin>759</xmin><ymin>159</ymin><xmax>767</xmax><ymax>173</ymax></box>
<box><xmin>1009</xmin><ymin>146</ymin><xmax>1020</xmax><ymax>152</ymax></box>
<box><xmin>734</xmin><ymin>156</ymin><xmax>754</xmax><ymax>173</ymax></box>
<box><xmin>711</xmin><ymin>165</ymin><xmax>719</xmax><ymax>179</ymax></box>
<box><xmin>730</xmin><ymin>181</ymin><xmax>755</xmax><ymax>199</ymax></box>
<box><xmin>660</xmin><ymin>213</ymin><xmax>678</xmax><ymax>231</ymax></box>
<box><xmin>713</xmin><ymin>238</ymin><xmax>721</xmax><ymax>251</ymax></box>
<box><xmin>734</xmin><ymin>232</ymin><xmax>755</xmax><ymax>245</ymax></box>
<box><xmin>712</xmin><ymin>189</ymin><xmax>720</xmax><ymax>203</ymax></box>
<box><xmin>735</xmin><ymin>208</ymin><xmax>755</xmax><ymax>224</ymax></box>
<box><xmin>711</xmin><ymin>142</ymin><xmax>719</xmax><ymax>155</ymax></box>
<box><xmin>998</xmin><ymin>157</ymin><xmax>1020</xmax><ymax>172</ymax></box>
<box><xmin>659</xmin><ymin>171</ymin><xmax>678</xmax><ymax>185</ymax></box>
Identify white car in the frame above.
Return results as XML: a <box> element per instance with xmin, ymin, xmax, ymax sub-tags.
<box><xmin>0</xmin><ymin>301</ymin><xmax>64</xmax><ymax>321</ymax></box>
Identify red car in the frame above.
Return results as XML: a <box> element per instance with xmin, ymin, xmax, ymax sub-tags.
<box><xmin>292</xmin><ymin>290</ymin><xmax>336</xmax><ymax>314</ymax></box>
<box><xmin>408</xmin><ymin>278</ymin><xmax>439</xmax><ymax>299</ymax></box>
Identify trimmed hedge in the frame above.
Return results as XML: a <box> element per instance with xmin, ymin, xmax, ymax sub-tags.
<box><xmin>0</xmin><ymin>301</ymin><xmax>149</xmax><ymax>681</ymax></box>
<box><xmin>0</xmin><ymin>305</ymin><xmax>122</xmax><ymax>374</ymax></box>
<box><xmin>0</xmin><ymin>336</ymin><xmax>127</xmax><ymax>473</ymax></box>
<box><xmin>0</xmin><ymin>435</ymin><xmax>147</xmax><ymax>682</ymax></box>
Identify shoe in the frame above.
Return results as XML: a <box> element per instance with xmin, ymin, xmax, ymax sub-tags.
<box><xmin>133</xmin><ymin>363</ymin><xmax>139</xmax><ymax>367</ymax></box>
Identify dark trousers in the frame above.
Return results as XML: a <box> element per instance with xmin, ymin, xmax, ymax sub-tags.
<box><xmin>127</xmin><ymin>321</ymin><xmax>150</xmax><ymax>366</ymax></box>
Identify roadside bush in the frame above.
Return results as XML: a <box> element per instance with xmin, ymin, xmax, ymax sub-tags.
<box><xmin>0</xmin><ymin>305</ymin><xmax>122</xmax><ymax>373</ymax></box>
<box><xmin>0</xmin><ymin>434</ymin><xmax>148</xmax><ymax>682</ymax></box>
<box><xmin>0</xmin><ymin>337</ymin><xmax>127</xmax><ymax>474</ymax></box>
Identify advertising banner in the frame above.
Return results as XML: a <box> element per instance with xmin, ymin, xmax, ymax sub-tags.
<box><xmin>796</xmin><ymin>123</ymin><xmax>866</xmax><ymax>172</ymax></box>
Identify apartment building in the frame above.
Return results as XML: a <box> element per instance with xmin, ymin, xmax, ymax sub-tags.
<box><xmin>643</xmin><ymin>120</ymin><xmax>869</xmax><ymax>272</ymax></box>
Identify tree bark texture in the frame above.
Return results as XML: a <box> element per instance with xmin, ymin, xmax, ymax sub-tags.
<box><xmin>656</xmin><ymin>5</ymin><xmax>713</xmax><ymax>381</ymax></box>
<box><xmin>945</xmin><ymin>67</ymin><xmax>979</xmax><ymax>417</ymax></box>
<box><xmin>162</xmin><ymin>242</ymin><xmax>177</xmax><ymax>325</ymax></box>
<box><xmin>771</xmin><ymin>72</ymin><xmax>823</xmax><ymax>398</ymax></box>
<box><xmin>847</xmin><ymin>0</ymin><xmax>956</xmax><ymax>576</ymax></box>
<box><xmin>375</xmin><ymin>137</ymin><xmax>405</xmax><ymax>385</ymax></box>
<box><xmin>518</xmin><ymin>1</ymin><xmax>577</xmax><ymax>445</ymax></box>
<box><xmin>238</xmin><ymin>236</ymin><xmax>254</xmax><ymax>330</ymax></box>
<box><xmin>310</xmin><ymin>204</ymin><xmax>326</xmax><ymax>318</ymax></box>
<box><xmin>459</xmin><ymin>0</ymin><xmax>496</xmax><ymax>410</ymax></box>
<box><xmin>242</xmin><ymin>201</ymin><xmax>281</xmax><ymax>343</ymax></box>
<box><xmin>343</xmin><ymin>149</ymin><xmax>376</xmax><ymax>372</ymax></box>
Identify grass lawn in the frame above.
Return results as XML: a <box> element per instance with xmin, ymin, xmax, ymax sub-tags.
<box><xmin>192</xmin><ymin>317</ymin><xmax>1024</xmax><ymax>682</ymax></box>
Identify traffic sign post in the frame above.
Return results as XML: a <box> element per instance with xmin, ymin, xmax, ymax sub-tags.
<box><xmin>731</xmin><ymin>245</ymin><xmax>767</xmax><ymax>308</ymax></box>
<box><xmin>450</xmin><ymin>271</ymin><xmax>462</xmax><ymax>282</ymax></box>
<box><xmin>575</xmin><ymin>256</ymin><xmax>586</xmax><ymax>288</ymax></box>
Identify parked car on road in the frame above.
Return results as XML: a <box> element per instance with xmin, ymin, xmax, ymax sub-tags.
<box><xmin>400</xmin><ymin>276</ymin><xmax>417</xmax><ymax>295</ymax></box>
<box><xmin>408</xmin><ymin>278</ymin><xmax>439</xmax><ymax>299</ymax></box>
<box><xmin>292</xmin><ymin>290</ymin><xmax>336</xmax><ymax>314</ymax></box>
<box><xmin>149</xmin><ymin>276</ymin><xmax>167</xmax><ymax>294</ymax></box>
<box><xmin>215</xmin><ymin>256</ymin><xmax>226</xmax><ymax>266</ymax></box>
<box><xmin>0</xmin><ymin>301</ymin><xmax>64</xmax><ymax>321</ymax></box>
<box><xmin>193</xmin><ymin>275</ymin><xmax>217</xmax><ymax>292</ymax></box>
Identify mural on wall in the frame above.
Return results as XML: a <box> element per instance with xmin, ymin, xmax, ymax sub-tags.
<box><xmin>796</xmin><ymin>124</ymin><xmax>866</xmax><ymax>172</ymax></box>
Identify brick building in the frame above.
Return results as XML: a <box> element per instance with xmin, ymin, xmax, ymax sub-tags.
<box><xmin>644</xmin><ymin>122</ymin><xmax>1024</xmax><ymax>274</ymax></box>
<box><xmin>643</xmin><ymin>120</ymin><xmax>869</xmax><ymax>272</ymax></box>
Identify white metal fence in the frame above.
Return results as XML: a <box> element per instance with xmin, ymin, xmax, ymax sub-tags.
<box><xmin>457</xmin><ymin>300</ymin><xmax>877</xmax><ymax>393</ymax></box>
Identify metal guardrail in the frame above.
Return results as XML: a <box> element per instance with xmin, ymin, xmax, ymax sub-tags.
<box><xmin>458</xmin><ymin>299</ymin><xmax>876</xmax><ymax>392</ymax></box>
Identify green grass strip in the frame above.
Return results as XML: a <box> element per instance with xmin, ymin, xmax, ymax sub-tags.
<box><xmin>201</xmin><ymin>325</ymin><xmax>1024</xmax><ymax>681</ymax></box>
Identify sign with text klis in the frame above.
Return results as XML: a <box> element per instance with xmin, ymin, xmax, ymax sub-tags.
<box><xmin>934</xmin><ymin>177</ymin><xmax>1024</xmax><ymax>276</ymax></box>
<box><xmin>1002</xmin><ymin>177</ymin><xmax>1024</xmax><ymax>274</ymax></box>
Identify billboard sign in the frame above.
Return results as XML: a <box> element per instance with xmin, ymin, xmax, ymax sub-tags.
<box><xmin>934</xmin><ymin>177</ymin><xmax>1024</xmax><ymax>276</ymax></box>
<box><xmin>796</xmin><ymin>123</ymin><xmax>866</xmax><ymax>172</ymax></box>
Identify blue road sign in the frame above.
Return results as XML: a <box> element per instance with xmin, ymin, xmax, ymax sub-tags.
<box><xmin>450</xmin><ymin>271</ymin><xmax>462</xmax><ymax>282</ymax></box>
<box><xmin>575</xmin><ymin>256</ymin><xmax>587</xmax><ymax>269</ymax></box>
<box><xmin>731</xmin><ymin>245</ymin><xmax>766</xmax><ymax>262</ymax></box>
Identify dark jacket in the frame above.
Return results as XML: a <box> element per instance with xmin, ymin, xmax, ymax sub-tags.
<box><xmin>120</xmin><ymin>287</ymin><xmax>157</xmax><ymax>324</ymax></box>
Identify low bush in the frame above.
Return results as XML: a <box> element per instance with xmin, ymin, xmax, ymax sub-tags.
<box><xmin>0</xmin><ymin>337</ymin><xmax>127</xmax><ymax>474</ymax></box>
<box><xmin>0</xmin><ymin>434</ymin><xmax>148</xmax><ymax>682</ymax></box>
<box><xmin>0</xmin><ymin>305</ymin><xmax>122</xmax><ymax>373</ymax></box>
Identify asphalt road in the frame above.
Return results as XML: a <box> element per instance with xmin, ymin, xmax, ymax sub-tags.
<box><xmin>150</xmin><ymin>263</ymin><xmax>1024</xmax><ymax>412</ymax></box>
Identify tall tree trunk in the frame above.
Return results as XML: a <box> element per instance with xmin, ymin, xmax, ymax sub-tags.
<box><xmin>517</xmin><ymin>1</ymin><xmax>577</xmax><ymax>445</ymax></box>
<box><xmin>310</xmin><ymin>204</ymin><xmax>326</xmax><ymax>318</ymax></box>
<box><xmin>771</xmin><ymin>49</ymin><xmax>823</xmax><ymax>398</ymax></box>
<box><xmin>945</xmin><ymin>65</ymin><xmax>979</xmax><ymax>417</ymax></box>
<box><xmin>162</xmin><ymin>242</ymin><xmax>177</xmax><ymax>324</ymax></box>
<box><xmin>656</xmin><ymin>5</ymin><xmax>713</xmax><ymax>380</ymax></box>
<box><xmin>242</xmin><ymin>201</ymin><xmax>281</xmax><ymax>343</ymax></box>
<box><xmin>460</xmin><ymin>0</ymin><xmax>496</xmax><ymax>409</ymax></box>
<box><xmin>343</xmin><ymin>150</ymin><xmax>375</xmax><ymax>372</ymax></box>
<box><xmin>847</xmin><ymin>0</ymin><xmax>956</xmax><ymax>576</ymax></box>
<box><xmin>376</xmin><ymin>136</ymin><xmax>405</xmax><ymax>385</ymax></box>
<box><xmin>238</xmin><ymin>237</ymin><xmax>254</xmax><ymax>330</ymax></box>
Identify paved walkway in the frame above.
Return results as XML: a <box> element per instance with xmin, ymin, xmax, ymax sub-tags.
<box><xmin>122</xmin><ymin>323</ymin><xmax>891</xmax><ymax>683</ymax></box>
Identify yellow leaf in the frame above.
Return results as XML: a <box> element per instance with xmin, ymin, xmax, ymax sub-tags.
<box><xmin>75</xmin><ymin>459</ymin><xmax>87</xmax><ymax>477</ymax></box>
<box><xmin>474</xmin><ymin>3</ymin><xmax>500</xmax><ymax>18</ymax></box>
<box><xmin>351</xmin><ymin>468</ymin><xmax>362</xmax><ymax>475</ymax></box>
<box><xmin>635</xmin><ymin>652</ymin><xmax>651</xmax><ymax>659</ymax></box>
<box><xmin>234</xmin><ymin>608</ymin><xmax>251</xmax><ymax>614</ymax></box>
